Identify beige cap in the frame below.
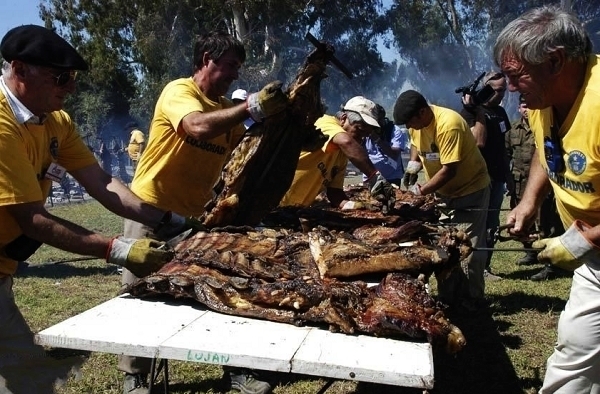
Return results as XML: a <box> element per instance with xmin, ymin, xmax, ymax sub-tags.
<box><xmin>343</xmin><ymin>96</ymin><xmax>380</xmax><ymax>127</ymax></box>
<box><xmin>231</xmin><ymin>89</ymin><xmax>248</xmax><ymax>101</ymax></box>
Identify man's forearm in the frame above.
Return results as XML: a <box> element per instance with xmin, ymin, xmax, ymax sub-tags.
<box><xmin>420</xmin><ymin>164</ymin><xmax>456</xmax><ymax>195</ymax></box>
<box><xmin>341</xmin><ymin>140</ymin><xmax>377</xmax><ymax>176</ymax></box>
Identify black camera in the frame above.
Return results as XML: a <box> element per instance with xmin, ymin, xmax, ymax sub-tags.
<box><xmin>455</xmin><ymin>72</ymin><xmax>495</xmax><ymax>106</ymax></box>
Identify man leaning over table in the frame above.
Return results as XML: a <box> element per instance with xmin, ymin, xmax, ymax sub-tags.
<box><xmin>117</xmin><ymin>30</ymin><xmax>289</xmax><ymax>394</ymax></box>
<box><xmin>280</xmin><ymin>96</ymin><xmax>395</xmax><ymax>212</ymax></box>
<box><xmin>0</xmin><ymin>25</ymin><xmax>196</xmax><ymax>394</ymax></box>
<box><xmin>495</xmin><ymin>6</ymin><xmax>600</xmax><ymax>392</ymax></box>
<box><xmin>393</xmin><ymin>89</ymin><xmax>491</xmax><ymax>313</ymax></box>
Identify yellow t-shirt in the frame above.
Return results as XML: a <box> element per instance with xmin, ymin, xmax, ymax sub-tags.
<box><xmin>131</xmin><ymin>78</ymin><xmax>245</xmax><ymax>217</ymax></box>
<box><xmin>280</xmin><ymin>115</ymin><xmax>348</xmax><ymax>207</ymax></box>
<box><xmin>0</xmin><ymin>92</ymin><xmax>97</xmax><ymax>275</ymax></box>
<box><xmin>529</xmin><ymin>55</ymin><xmax>600</xmax><ymax>228</ymax></box>
<box><xmin>409</xmin><ymin>105</ymin><xmax>490</xmax><ymax>197</ymax></box>
<box><xmin>127</xmin><ymin>129</ymin><xmax>145</xmax><ymax>161</ymax></box>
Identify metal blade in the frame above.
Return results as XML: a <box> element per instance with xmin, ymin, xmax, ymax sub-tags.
<box><xmin>305</xmin><ymin>32</ymin><xmax>354</xmax><ymax>79</ymax></box>
<box><xmin>473</xmin><ymin>247</ymin><xmax>542</xmax><ymax>252</ymax></box>
<box><xmin>161</xmin><ymin>228</ymin><xmax>193</xmax><ymax>250</ymax></box>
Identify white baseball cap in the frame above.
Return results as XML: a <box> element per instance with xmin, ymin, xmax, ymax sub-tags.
<box><xmin>231</xmin><ymin>89</ymin><xmax>248</xmax><ymax>101</ymax></box>
<box><xmin>343</xmin><ymin>96</ymin><xmax>380</xmax><ymax>128</ymax></box>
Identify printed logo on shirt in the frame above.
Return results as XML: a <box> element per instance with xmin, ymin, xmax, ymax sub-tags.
<box><xmin>546</xmin><ymin>168</ymin><xmax>595</xmax><ymax>194</ymax></box>
<box><xmin>184</xmin><ymin>135</ymin><xmax>226</xmax><ymax>155</ymax></box>
<box><xmin>567</xmin><ymin>150</ymin><xmax>586</xmax><ymax>176</ymax></box>
<box><xmin>49</xmin><ymin>137</ymin><xmax>59</xmax><ymax>159</ymax></box>
<box><xmin>331</xmin><ymin>165</ymin><xmax>341</xmax><ymax>181</ymax></box>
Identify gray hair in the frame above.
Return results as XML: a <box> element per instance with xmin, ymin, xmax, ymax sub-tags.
<box><xmin>493</xmin><ymin>5</ymin><xmax>592</xmax><ymax>66</ymax></box>
<box><xmin>1</xmin><ymin>61</ymin><xmax>44</xmax><ymax>79</ymax></box>
<box><xmin>2</xmin><ymin>61</ymin><xmax>11</xmax><ymax>76</ymax></box>
<box><xmin>335</xmin><ymin>110</ymin><xmax>365</xmax><ymax>125</ymax></box>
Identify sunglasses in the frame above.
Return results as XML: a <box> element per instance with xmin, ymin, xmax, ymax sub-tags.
<box><xmin>543</xmin><ymin>136</ymin><xmax>565</xmax><ymax>173</ymax></box>
<box><xmin>49</xmin><ymin>70</ymin><xmax>78</xmax><ymax>86</ymax></box>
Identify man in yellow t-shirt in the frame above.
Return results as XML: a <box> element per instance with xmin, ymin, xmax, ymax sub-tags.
<box><xmin>393</xmin><ymin>89</ymin><xmax>491</xmax><ymax>312</ymax></box>
<box><xmin>0</xmin><ymin>25</ymin><xmax>186</xmax><ymax>392</ymax></box>
<box><xmin>495</xmin><ymin>6</ymin><xmax>600</xmax><ymax>392</ymax></box>
<box><xmin>125</xmin><ymin>122</ymin><xmax>145</xmax><ymax>172</ymax></box>
<box><xmin>280</xmin><ymin>96</ymin><xmax>392</xmax><ymax>211</ymax></box>
<box><xmin>118</xmin><ymin>31</ymin><xmax>289</xmax><ymax>394</ymax></box>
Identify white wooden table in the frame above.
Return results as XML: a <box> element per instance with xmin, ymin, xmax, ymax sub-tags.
<box><xmin>35</xmin><ymin>295</ymin><xmax>434</xmax><ymax>390</ymax></box>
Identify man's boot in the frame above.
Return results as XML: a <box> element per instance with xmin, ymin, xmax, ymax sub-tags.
<box><xmin>517</xmin><ymin>244</ymin><xmax>538</xmax><ymax>265</ymax></box>
<box><xmin>123</xmin><ymin>373</ymin><xmax>149</xmax><ymax>394</ymax></box>
<box><xmin>226</xmin><ymin>367</ymin><xmax>272</xmax><ymax>394</ymax></box>
<box><xmin>531</xmin><ymin>264</ymin><xmax>571</xmax><ymax>281</ymax></box>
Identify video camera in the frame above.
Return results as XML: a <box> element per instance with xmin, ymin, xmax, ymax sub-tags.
<box><xmin>455</xmin><ymin>72</ymin><xmax>495</xmax><ymax>106</ymax></box>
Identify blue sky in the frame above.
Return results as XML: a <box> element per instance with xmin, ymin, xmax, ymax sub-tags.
<box><xmin>0</xmin><ymin>0</ymin><xmax>44</xmax><ymax>36</ymax></box>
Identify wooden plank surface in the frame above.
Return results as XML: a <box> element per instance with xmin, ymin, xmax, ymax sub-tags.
<box><xmin>35</xmin><ymin>295</ymin><xmax>434</xmax><ymax>388</ymax></box>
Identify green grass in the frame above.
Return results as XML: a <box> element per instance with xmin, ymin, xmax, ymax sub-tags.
<box><xmin>14</xmin><ymin>199</ymin><xmax>572</xmax><ymax>394</ymax></box>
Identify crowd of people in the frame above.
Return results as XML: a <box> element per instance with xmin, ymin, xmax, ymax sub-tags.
<box><xmin>0</xmin><ymin>4</ymin><xmax>598</xmax><ymax>394</ymax></box>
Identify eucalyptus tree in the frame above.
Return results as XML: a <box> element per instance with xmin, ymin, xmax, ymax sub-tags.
<box><xmin>39</xmin><ymin>0</ymin><xmax>396</xmax><ymax>134</ymax></box>
<box><xmin>383</xmin><ymin>0</ymin><xmax>600</xmax><ymax>108</ymax></box>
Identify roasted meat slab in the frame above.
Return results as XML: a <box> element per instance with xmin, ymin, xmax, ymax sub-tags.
<box><xmin>309</xmin><ymin>225</ymin><xmax>471</xmax><ymax>279</ymax></box>
<box><xmin>127</xmin><ymin>226</ymin><xmax>468</xmax><ymax>353</ymax></box>
<box><xmin>201</xmin><ymin>41</ymin><xmax>341</xmax><ymax>227</ymax></box>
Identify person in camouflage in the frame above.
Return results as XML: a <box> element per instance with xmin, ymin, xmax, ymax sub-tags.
<box><xmin>506</xmin><ymin>94</ymin><xmax>537</xmax><ymax>263</ymax></box>
<box><xmin>505</xmin><ymin>95</ymin><xmax>568</xmax><ymax>280</ymax></box>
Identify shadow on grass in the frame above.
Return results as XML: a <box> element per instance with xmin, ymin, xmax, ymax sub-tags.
<box><xmin>494</xmin><ymin>291</ymin><xmax>567</xmax><ymax>315</ymax></box>
<box><xmin>423</xmin><ymin>289</ymin><xmax>567</xmax><ymax>394</ymax></box>
<box><xmin>425</xmin><ymin>307</ymin><xmax>524</xmax><ymax>394</ymax></box>
<box><xmin>14</xmin><ymin>260</ymin><xmax>120</xmax><ymax>279</ymax></box>
<box><xmin>502</xmin><ymin>266</ymin><xmax>543</xmax><ymax>280</ymax></box>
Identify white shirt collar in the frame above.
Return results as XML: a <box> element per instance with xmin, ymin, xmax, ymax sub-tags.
<box><xmin>0</xmin><ymin>76</ymin><xmax>45</xmax><ymax>125</ymax></box>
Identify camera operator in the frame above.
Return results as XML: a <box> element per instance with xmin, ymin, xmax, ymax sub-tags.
<box><xmin>460</xmin><ymin>71</ymin><xmax>512</xmax><ymax>281</ymax></box>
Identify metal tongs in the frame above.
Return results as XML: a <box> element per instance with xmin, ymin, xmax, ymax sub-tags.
<box><xmin>478</xmin><ymin>224</ymin><xmax>542</xmax><ymax>252</ymax></box>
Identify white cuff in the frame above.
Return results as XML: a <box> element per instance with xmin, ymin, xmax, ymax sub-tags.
<box><xmin>562</xmin><ymin>220</ymin><xmax>600</xmax><ymax>263</ymax></box>
<box><xmin>106</xmin><ymin>237</ymin><xmax>134</xmax><ymax>265</ymax></box>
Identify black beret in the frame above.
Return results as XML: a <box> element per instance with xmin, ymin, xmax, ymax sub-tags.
<box><xmin>393</xmin><ymin>90</ymin><xmax>428</xmax><ymax>125</ymax></box>
<box><xmin>1</xmin><ymin>25</ymin><xmax>88</xmax><ymax>70</ymax></box>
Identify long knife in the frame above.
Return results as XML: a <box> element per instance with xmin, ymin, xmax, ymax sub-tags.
<box><xmin>158</xmin><ymin>228</ymin><xmax>193</xmax><ymax>250</ymax></box>
<box><xmin>398</xmin><ymin>241</ymin><xmax>542</xmax><ymax>253</ymax></box>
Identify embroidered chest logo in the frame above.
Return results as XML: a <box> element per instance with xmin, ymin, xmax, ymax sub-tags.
<box><xmin>567</xmin><ymin>150</ymin><xmax>586</xmax><ymax>175</ymax></box>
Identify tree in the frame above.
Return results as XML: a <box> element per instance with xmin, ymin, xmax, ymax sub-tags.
<box><xmin>384</xmin><ymin>0</ymin><xmax>600</xmax><ymax>109</ymax></box>
<box><xmin>38</xmin><ymin>0</ymin><xmax>394</xmax><ymax>130</ymax></box>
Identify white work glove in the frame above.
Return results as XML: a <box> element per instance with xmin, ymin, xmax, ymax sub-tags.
<box><xmin>106</xmin><ymin>237</ymin><xmax>173</xmax><ymax>277</ymax></box>
<box><xmin>406</xmin><ymin>160</ymin><xmax>423</xmax><ymax>174</ymax></box>
<box><xmin>409</xmin><ymin>183</ymin><xmax>422</xmax><ymax>196</ymax></box>
<box><xmin>532</xmin><ymin>220</ymin><xmax>600</xmax><ymax>271</ymax></box>
<box><xmin>246</xmin><ymin>81</ymin><xmax>289</xmax><ymax>122</ymax></box>
<box><xmin>154</xmin><ymin>211</ymin><xmax>206</xmax><ymax>240</ymax></box>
